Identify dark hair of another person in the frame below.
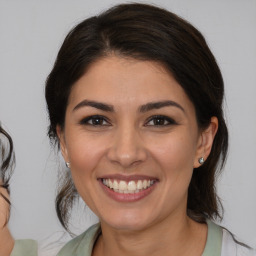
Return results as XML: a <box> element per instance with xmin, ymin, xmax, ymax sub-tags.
<box><xmin>0</xmin><ymin>125</ymin><xmax>15</xmax><ymax>225</ymax></box>
<box><xmin>45</xmin><ymin>3</ymin><xmax>228</xmax><ymax>231</ymax></box>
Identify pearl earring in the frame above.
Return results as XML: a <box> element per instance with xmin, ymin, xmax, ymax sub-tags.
<box><xmin>198</xmin><ymin>157</ymin><xmax>204</xmax><ymax>165</ymax></box>
<box><xmin>65</xmin><ymin>162</ymin><xmax>70</xmax><ymax>168</ymax></box>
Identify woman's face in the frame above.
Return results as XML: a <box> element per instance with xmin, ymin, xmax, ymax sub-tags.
<box><xmin>58</xmin><ymin>56</ymin><xmax>214</xmax><ymax>231</ymax></box>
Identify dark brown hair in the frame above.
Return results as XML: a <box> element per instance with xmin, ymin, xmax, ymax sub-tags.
<box><xmin>0</xmin><ymin>124</ymin><xmax>15</xmax><ymax>225</ymax></box>
<box><xmin>45</xmin><ymin>3</ymin><xmax>228</xmax><ymax>231</ymax></box>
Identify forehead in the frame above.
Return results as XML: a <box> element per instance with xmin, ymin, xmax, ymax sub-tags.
<box><xmin>68</xmin><ymin>56</ymin><xmax>194</xmax><ymax>112</ymax></box>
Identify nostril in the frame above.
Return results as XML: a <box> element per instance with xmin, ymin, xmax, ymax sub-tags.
<box><xmin>107</xmin><ymin>146</ymin><xmax>147</xmax><ymax>167</ymax></box>
<box><xmin>106</xmin><ymin>129</ymin><xmax>148</xmax><ymax>167</ymax></box>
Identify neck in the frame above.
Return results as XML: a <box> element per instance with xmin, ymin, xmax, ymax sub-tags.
<box><xmin>93</xmin><ymin>214</ymin><xmax>207</xmax><ymax>256</ymax></box>
<box><xmin>0</xmin><ymin>225</ymin><xmax>14</xmax><ymax>256</ymax></box>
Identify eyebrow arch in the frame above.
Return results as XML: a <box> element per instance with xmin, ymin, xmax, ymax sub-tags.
<box><xmin>139</xmin><ymin>100</ymin><xmax>185</xmax><ymax>113</ymax></box>
<box><xmin>73</xmin><ymin>100</ymin><xmax>114</xmax><ymax>112</ymax></box>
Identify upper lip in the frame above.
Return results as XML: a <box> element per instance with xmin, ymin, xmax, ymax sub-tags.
<box><xmin>98</xmin><ymin>174</ymin><xmax>158</xmax><ymax>182</ymax></box>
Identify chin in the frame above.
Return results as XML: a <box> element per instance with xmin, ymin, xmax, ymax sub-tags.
<box><xmin>100</xmin><ymin>211</ymin><xmax>155</xmax><ymax>231</ymax></box>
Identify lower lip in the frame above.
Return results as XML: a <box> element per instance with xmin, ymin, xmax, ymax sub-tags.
<box><xmin>98</xmin><ymin>180</ymin><xmax>157</xmax><ymax>202</ymax></box>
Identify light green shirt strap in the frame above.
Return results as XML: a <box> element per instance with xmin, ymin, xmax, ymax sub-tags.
<box><xmin>202</xmin><ymin>220</ymin><xmax>223</xmax><ymax>256</ymax></box>
<box><xmin>57</xmin><ymin>220</ymin><xmax>223</xmax><ymax>256</ymax></box>
<box><xmin>11</xmin><ymin>239</ymin><xmax>38</xmax><ymax>256</ymax></box>
<box><xmin>57</xmin><ymin>224</ymin><xmax>101</xmax><ymax>256</ymax></box>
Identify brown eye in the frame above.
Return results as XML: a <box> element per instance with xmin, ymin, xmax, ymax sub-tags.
<box><xmin>90</xmin><ymin>117</ymin><xmax>105</xmax><ymax>125</ymax></box>
<box><xmin>146</xmin><ymin>115</ymin><xmax>176</xmax><ymax>126</ymax></box>
<box><xmin>80</xmin><ymin>115</ymin><xmax>110</xmax><ymax>126</ymax></box>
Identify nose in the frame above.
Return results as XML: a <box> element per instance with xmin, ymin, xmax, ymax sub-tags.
<box><xmin>106</xmin><ymin>125</ymin><xmax>147</xmax><ymax>168</ymax></box>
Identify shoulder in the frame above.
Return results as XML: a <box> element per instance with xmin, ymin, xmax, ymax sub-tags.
<box><xmin>11</xmin><ymin>239</ymin><xmax>38</xmax><ymax>256</ymax></box>
<box><xmin>221</xmin><ymin>228</ymin><xmax>256</xmax><ymax>256</ymax></box>
<box><xmin>57</xmin><ymin>223</ymin><xmax>101</xmax><ymax>256</ymax></box>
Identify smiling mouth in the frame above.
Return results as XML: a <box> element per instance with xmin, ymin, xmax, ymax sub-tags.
<box><xmin>101</xmin><ymin>179</ymin><xmax>156</xmax><ymax>194</ymax></box>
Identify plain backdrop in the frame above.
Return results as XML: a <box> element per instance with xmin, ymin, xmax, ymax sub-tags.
<box><xmin>0</xmin><ymin>0</ymin><xmax>256</xmax><ymax>250</ymax></box>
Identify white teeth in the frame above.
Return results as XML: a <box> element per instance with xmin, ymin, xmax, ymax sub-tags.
<box><xmin>113</xmin><ymin>180</ymin><xmax>118</xmax><ymax>190</ymax></box>
<box><xmin>127</xmin><ymin>181</ymin><xmax>136</xmax><ymax>191</ymax></box>
<box><xmin>109</xmin><ymin>180</ymin><xmax>113</xmax><ymax>189</ymax></box>
<box><xmin>102</xmin><ymin>178</ymin><xmax>155</xmax><ymax>193</ymax></box>
<box><xmin>119</xmin><ymin>181</ymin><xmax>127</xmax><ymax>190</ymax></box>
<box><xmin>137</xmin><ymin>180</ymin><xmax>143</xmax><ymax>190</ymax></box>
<box><xmin>143</xmin><ymin>180</ymin><xmax>148</xmax><ymax>189</ymax></box>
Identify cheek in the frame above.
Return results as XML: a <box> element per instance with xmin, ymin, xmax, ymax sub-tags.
<box><xmin>148</xmin><ymin>131</ymin><xmax>197</xmax><ymax>197</ymax></box>
<box><xmin>66</xmin><ymin>134</ymin><xmax>107</xmax><ymax>214</ymax></box>
<box><xmin>150</xmin><ymin>133</ymin><xmax>197</xmax><ymax>209</ymax></box>
<box><xmin>66</xmin><ymin>133</ymin><xmax>107</xmax><ymax>184</ymax></box>
<box><xmin>149</xmin><ymin>132</ymin><xmax>197</xmax><ymax>174</ymax></box>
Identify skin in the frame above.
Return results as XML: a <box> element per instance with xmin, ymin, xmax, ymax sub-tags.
<box><xmin>0</xmin><ymin>184</ymin><xmax>14</xmax><ymax>256</ymax></box>
<box><xmin>58</xmin><ymin>56</ymin><xmax>218</xmax><ymax>256</ymax></box>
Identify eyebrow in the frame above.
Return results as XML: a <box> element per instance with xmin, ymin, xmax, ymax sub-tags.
<box><xmin>73</xmin><ymin>100</ymin><xmax>114</xmax><ymax>112</ymax></box>
<box><xmin>139</xmin><ymin>100</ymin><xmax>185</xmax><ymax>113</ymax></box>
<box><xmin>73</xmin><ymin>99</ymin><xmax>184</xmax><ymax>113</ymax></box>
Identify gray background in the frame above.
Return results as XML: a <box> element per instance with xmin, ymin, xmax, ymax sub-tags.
<box><xmin>0</xmin><ymin>0</ymin><xmax>256</xmax><ymax>249</ymax></box>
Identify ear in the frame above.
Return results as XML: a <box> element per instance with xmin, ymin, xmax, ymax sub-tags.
<box><xmin>194</xmin><ymin>117</ymin><xmax>218</xmax><ymax>168</ymax></box>
<box><xmin>56</xmin><ymin>125</ymin><xmax>69</xmax><ymax>163</ymax></box>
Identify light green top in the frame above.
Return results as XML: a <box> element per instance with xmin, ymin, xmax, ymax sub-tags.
<box><xmin>57</xmin><ymin>220</ymin><xmax>223</xmax><ymax>256</ymax></box>
<box><xmin>203</xmin><ymin>219</ymin><xmax>223</xmax><ymax>256</ymax></box>
<box><xmin>57</xmin><ymin>224</ymin><xmax>101</xmax><ymax>256</ymax></box>
<box><xmin>11</xmin><ymin>239</ymin><xmax>38</xmax><ymax>256</ymax></box>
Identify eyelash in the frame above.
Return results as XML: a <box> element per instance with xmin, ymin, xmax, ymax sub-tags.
<box><xmin>145</xmin><ymin>115</ymin><xmax>177</xmax><ymax>126</ymax></box>
<box><xmin>79</xmin><ymin>115</ymin><xmax>110</xmax><ymax>126</ymax></box>
<box><xmin>79</xmin><ymin>115</ymin><xmax>177</xmax><ymax>127</ymax></box>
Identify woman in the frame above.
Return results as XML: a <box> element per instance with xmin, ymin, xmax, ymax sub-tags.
<box><xmin>0</xmin><ymin>125</ymin><xmax>37</xmax><ymax>256</ymax></box>
<box><xmin>45</xmin><ymin>3</ymin><xmax>255</xmax><ymax>256</ymax></box>
<box><xmin>0</xmin><ymin>125</ymin><xmax>15</xmax><ymax>255</ymax></box>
